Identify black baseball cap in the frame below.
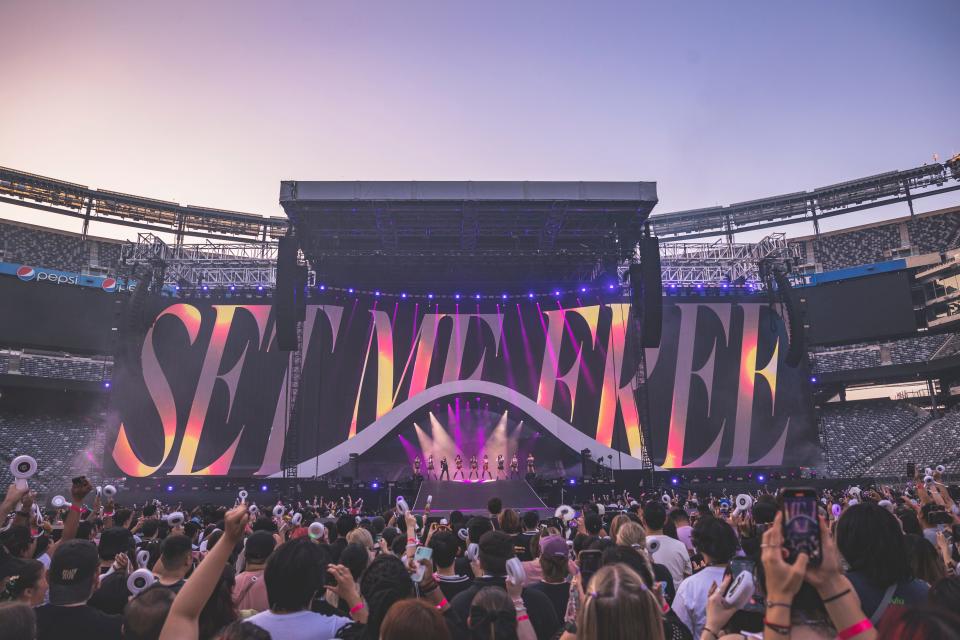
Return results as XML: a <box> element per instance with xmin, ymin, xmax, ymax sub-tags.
<box><xmin>49</xmin><ymin>539</ymin><xmax>99</xmax><ymax>605</ymax></box>
<box><xmin>244</xmin><ymin>531</ymin><xmax>276</xmax><ymax>563</ymax></box>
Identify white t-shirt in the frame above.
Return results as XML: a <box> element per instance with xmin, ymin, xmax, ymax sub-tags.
<box><xmin>673</xmin><ymin>565</ymin><xmax>726</xmax><ymax>638</ymax></box>
<box><xmin>247</xmin><ymin>609</ymin><xmax>351</xmax><ymax>640</ymax></box>
<box><xmin>648</xmin><ymin>534</ymin><xmax>692</xmax><ymax>586</ymax></box>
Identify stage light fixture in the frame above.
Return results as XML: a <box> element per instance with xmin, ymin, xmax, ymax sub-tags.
<box><xmin>260</xmin><ymin>484</ymin><xmax>268</xmax><ymax>492</ymax></box>
<box><xmin>810</xmin><ymin>376</ymin><xmax>817</xmax><ymax>383</ymax></box>
<box><xmin>757</xmin><ymin>474</ymin><xmax>767</xmax><ymax>484</ymax></box>
<box><xmin>670</xmin><ymin>476</ymin><xmax>680</xmax><ymax>486</ymax></box>
<box><xmin>401</xmin><ymin>293</ymin><xmax>407</xmax><ymax>298</ymax></box>
<box><xmin>166</xmin><ymin>485</ymin><xmax>174</xmax><ymax>492</ymax></box>
<box><xmin>319</xmin><ymin>284</ymin><xmax>326</xmax><ymax>290</ymax></box>
<box><xmin>580</xmin><ymin>287</ymin><xmax>586</xmax><ymax>293</ymax></box>
<box><xmin>428</xmin><ymin>293</ymin><xmax>434</xmax><ymax>299</ymax></box>
<box><xmin>348</xmin><ymin>288</ymin><xmax>354</xmax><ymax>294</ymax></box>
<box><xmin>568</xmin><ymin>478</ymin><xmax>577</xmax><ymax>486</ymax></box>
<box><xmin>501</xmin><ymin>294</ymin><xmax>507</xmax><ymax>299</ymax></box>
<box><xmin>554</xmin><ymin>290</ymin><xmax>560</xmax><ymax>296</ymax></box>
<box><xmin>475</xmin><ymin>294</ymin><xmax>481</xmax><ymax>299</ymax></box>
<box><xmin>104</xmin><ymin>382</ymin><xmax>111</xmax><ymax>389</ymax></box>
<box><xmin>202</xmin><ymin>285</ymin><xmax>209</xmax><ymax>291</ymax></box>
<box><xmin>528</xmin><ymin>293</ymin><xmax>534</xmax><ymax>298</ymax></box>
<box><xmin>371</xmin><ymin>482</ymin><xmax>379</xmax><ymax>489</ymax></box>
<box><xmin>608</xmin><ymin>284</ymin><xmax>615</xmax><ymax>290</ymax></box>
<box><xmin>257</xmin><ymin>285</ymin><xmax>263</xmax><ymax>291</ymax></box>
<box><xmin>229</xmin><ymin>285</ymin><xmax>235</xmax><ymax>291</ymax></box>
<box><xmin>375</xmin><ymin>291</ymin><xmax>380</xmax><ymax>296</ymax></box>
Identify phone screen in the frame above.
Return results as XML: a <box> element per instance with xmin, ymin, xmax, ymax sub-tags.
<box><xmin>579</xmin><ymin>550</ymin><xmax>602</xmax><ymax>586</ymax></box>
<box><xmin>782</xmin><ymin>488</ymin><xmax>821</xmax><ymax>566</ymax></box>
<box><xmin>727</xmin><ymin>557</ymin><xmax>765</xmax><ymax>613</ymax></box>
<box><xmin>414</xmin><ymin>546</ymin><xmax>433</xmax><ymax>563</ymax></box>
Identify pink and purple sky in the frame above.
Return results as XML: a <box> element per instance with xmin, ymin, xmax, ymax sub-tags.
<box><xmin>1</xmin><ymin>1</ymin><xmax>957</xmax><ymax>241</ymax></box>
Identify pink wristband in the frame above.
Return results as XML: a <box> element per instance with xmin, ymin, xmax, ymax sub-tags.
<box><xmin>349</xmin><ymin>601</ymin><xmax>365</xmax><ymax>614</ymax></box>
<box><xmin>436</xmin><ymin>597</ymin><xmax>448</xmax><ymax>609</ymax></box>
<box><xmin>837</xmin><ymin>619</ymin><xmax>872</xmax><ymax>640</ymax></box>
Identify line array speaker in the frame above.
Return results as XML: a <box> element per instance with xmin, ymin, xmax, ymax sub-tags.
<box><xmin>275</xmin><ymin>235</ymin><xmax>299</xmax><ymax>351</ymax></box>
<box><xmin>630</xmin><ymin>235</ymin><xmax>663</xmax><ymax>348</ymax></box>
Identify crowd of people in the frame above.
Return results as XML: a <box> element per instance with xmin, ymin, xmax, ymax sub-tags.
<box><xmin>0</xmin><ymin>472</ymin><xmax>958</xmax><ymax>640</ymax></box>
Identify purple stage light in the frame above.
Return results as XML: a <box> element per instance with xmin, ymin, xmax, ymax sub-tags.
<box><xmin>371</xmin><ymin>482</ymin><xmax>379</xmax><ymax>489</ymax></box>
<box><xmin>608</xmin><ymin>284</ymin><xmax>615</xmax><ymax>290</ymax></box>
<box><xmin>670</xmin><ymin>476</ymin><xmax>680</xmax><ymax>486</ymax></box>
<box><xmin>553</xmin><ymin>290</ymin><xmax>560</xmax><ymax>296</ymax></box>
<box><xmin>374</xmin><ymin>291</ymin><xmax>380</xmax><ymax>296</ymax></box>
<box><xmin>401</xmin><ymin>293</ymin><xmax>407</xmax><ymax>298</ymax></box>
<box><xmin>528</xmin><ymin>293</ymin><xmax>534</xmax><ymax>298</ymax></box>
<box><xmin>229</xmin><ymin>285</ymin><xmax>235</xmax><ymax>291</ymax></box>
<box><xmin>502</xmin><ymin>294</ymin><xmax>507</xmax><ymax>299</ymax></box>
<box><xmin>166</xmin><ymin>485</ymin><xmax>174</xmax><ymax>492</ymax></box>
<box><xmin>319</xmin><ymin>284</ymin><xmax>326</xmax><ymax>290</ymax></box>
<box><xmin>428</xmin><ymin>293</ymin><xmax>434</xmax><ymax>299</ymax></box>
<box><xmin>257</xmin><ymin>285</ymin><xmax>263</xmax><ymax>291</ymax></box>
<box><xmin>757</xmin><ymin>474</ymin><xmax>766</xmax><ymax>483</ymax></box>
<box><xmin>810</xmin><ymin>376</ymin><xmax>818</xmax><ymax>383</ymax></box>
<box><xmin>103</xmin><ymin>382</ymin><xmax>111</xmax><ymax>389</ymax></box>
<box><xmin>475</xmin><ymin>294</ymin><xmax>481</xmax><ymax>299</ymax></box>
<box><xmin>348</xmin><ymin>288</ymin><xmax>354</xmax><ymax>294</ymax></box>
<box><xmin>568</xmin><ymin>477</ymin><xmax>577</xmax><ymax>486</ymax></box>
<box><xmin>580</xmin><ymin>286</ymin><xmax>586</xmax><ymax>292</ymax></box>
<box><xmin>260</xmin><ymin>484</ymin><xmax>268</xmax><ymax>492</ymax></box>
<box><xmin>202</xmin><ymin>285</ymin><xmax>208</xmax><ymax>291</ymax></box>
<box><xmin>455</xmin><ymin>293</ymin><xmax>461</xmax><ymax>299</ymax></box>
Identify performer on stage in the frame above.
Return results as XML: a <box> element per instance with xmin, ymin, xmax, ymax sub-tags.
<box><xmin>510</xmin><ymin>454</ymin><xmax>519</xmax><ymax>479</ymax></box>
<box><xmin>526</xmin><ymin>452</ymin><xmax>536</xmax><ymax>475</ymax></box>
<box><xmin>496</xmin><ymin>454</ymin><xmax>505</xmax><ymax>479</ymax></box>
<box><xmin>427</xmin><ymin>454</ymin><xmax>436</xmax><ymax>480</ymax></box>
<box><xmin>469</xmin><ymin>454</ymin><xmax>479</xmax><ymax>481</ymax></box>
<box><xmin>482</xmin><ymin>454</ymin><xmax>492</xmax><ymax>480</ymax></box>
<box><xmin>413</xmin><ymin>455</ymin><xmax>421</xmax><ymax>478</ymax></box>
<box><xmin>453</xmin><ymin>454</ymin><xmax>464</xmax><ymax>480</ymax></box>
<box><xmin>439</xmin><ymin>455</ymin><xmax>450</xmax><ymax>481</ymax></box>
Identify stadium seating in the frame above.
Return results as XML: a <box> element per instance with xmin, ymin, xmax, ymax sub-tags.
<box><xmin>0</xmin><ymin>348</ymin><xmax>112</xmax><ymax>383</ymax></box>
<box><xmin>810</xmin><ymin>346</ymin><xmax>881</xmax><ymax>373</ymax></box>
<box><xmin>0</xmin><ymin>220</ymin><xmax>122</xmax><ymax>272</ymax></box>
<box><xmin>810</xmin><ymin>333</ymin><xmax>960</xmax><ymax>373</ymax></box>
<box><xmin>818</xmin><ymin>400</ymin><xmax>931</xmax><ymax>477</ymax></box>
<box><xmin>812</xmin><ymin>224</ymin><xmax>903</xmax><ymax>272</ymax></box>
<box><xmin>0</xmin><ymin>408</ymin><xmax>109</xmax><ymax>497</ymax></box>
<box><xmin>906</xmin><ymin>209</ymin><xmax>960</xmax><ymax>256</ymax></box>
<box><xmin>866</xmin><ymin>404</ymin><xmax>960</xmax><ymax>476</ymax></box>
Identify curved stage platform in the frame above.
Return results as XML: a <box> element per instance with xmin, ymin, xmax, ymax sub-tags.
<box><xmin>410</xmin><ymin>479</ymin><xmax>547</xmax><ymax>514</ymax></box>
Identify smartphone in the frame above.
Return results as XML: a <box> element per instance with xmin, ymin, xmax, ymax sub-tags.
<box><xmin>412</xmin><ymin>546</ymin><xmax>433</xmax><ymax>583</ymax></box>
<box><xmin>781</xmin><ymin>488</ymin><xmax>821</xmax><ymax>566</ymax></box>
<box><xmin>579</xmin><ymin>549</ymin><xmax>602</xmax><ymax>586</ymax></box>
<box><xmin>726</xmin><ymin>557</ymin><xmax>764</xmax><ymax>613</ymax></box>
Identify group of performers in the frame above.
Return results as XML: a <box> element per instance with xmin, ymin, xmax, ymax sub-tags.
<box><xmin>412</xmin><ymin>452</ymin><xmax>535</xmax><ymax>480</ymax></box>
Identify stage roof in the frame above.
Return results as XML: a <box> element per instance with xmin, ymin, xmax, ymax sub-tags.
<box><xmin>280</xmin><ymin>180</ymin><xmax>658</xmax><ymax>291</ymax></box>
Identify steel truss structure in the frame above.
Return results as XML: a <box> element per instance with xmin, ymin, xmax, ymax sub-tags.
<box><xmin>121</xmin><ymin>233</ymin><xmax>279</xmax><ymax>288</ymax></box>
<box><xmin>2</xmin><ymin>157</ymin><xmax>958</xmax><ymax>244</ymax></box>
<box><xmin>655</xmin><ymin>233</ymin><xmax>801</xmax><ymax>285</ymax></box>
<box><xmin>122</xmin><ymin>232</ymin><xmax>797</xmax><ymax>290</ymax></box>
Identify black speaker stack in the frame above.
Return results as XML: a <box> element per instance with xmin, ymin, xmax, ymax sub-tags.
<box><xmin>275</xmin><ymin>235</ymin><xmax>306</xmax><ymax>351</ymax></box>
<box><xmin>630</xmin><ymin>234</ymin><xmax>663</xmax><ymax>348</ymax></box>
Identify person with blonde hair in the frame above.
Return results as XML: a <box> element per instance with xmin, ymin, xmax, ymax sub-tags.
<box><xmin>346</xmin><ymin>527</ymin><xmax>376</xmax><ymax>562</ymax></box>
<box><xmin>615</xmin><ymin>520</ymin><xmax>646</xmax><ymax>549</ymax></box>
<box><xmin>562</xmin><ymin>564</ymin><xmax>665</xmax><ymax>640</ymax></box>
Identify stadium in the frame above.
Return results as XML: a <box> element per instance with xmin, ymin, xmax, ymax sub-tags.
<box><xmin>3</xmin><ymin>4</ymin><xmax>960</xmax><ymax>638</ymax></box>
<box><xmin>2</xmin><ymin>158</ymin><xmax>959</xmax><ymax>505</ymax></box>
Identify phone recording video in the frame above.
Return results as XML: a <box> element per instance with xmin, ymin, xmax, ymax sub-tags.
<box><xmin>781</xmin><ymin>487</ymin><xmax>821</xmax><ymax>566</ymax></box>
<box><xmin>579</xmin><ymin>549</ymin><xmax>602</xmax><ymax>586</ymax></box>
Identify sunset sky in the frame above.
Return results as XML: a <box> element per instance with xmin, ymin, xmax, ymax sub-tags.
<box><xmin>1</xmin><ymin>1</ymin><xmax>957</xmax><ymax>241</ymax></box>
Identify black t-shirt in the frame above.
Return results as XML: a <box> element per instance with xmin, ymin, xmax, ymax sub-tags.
<box><xmin>35</xmin><ymin>604</ymin><xmax>123</xmax><ymax>640</ymax></box>
<box><xmin>527</xmin><ymin>580</ymin><xmax>569</xmax><ymax>623</ymax></box>
<box><xmin>87</xmin><ymin>572</ymin><xmax>131</xmax><ymax>615</ymax></box>
<box><xmin>451</xmin><ymin>577</ymin><xmax>559</xmax><ymax>640</ymax></box>
<box><xmin>436</xmin><ymin>573</ymin><xmax>474</xmax><ymax>601</ymax></box>
<box><xmin>514</xmin><ymin>532</ymin><xmax>537</xmax><ymax>561</ymax></box>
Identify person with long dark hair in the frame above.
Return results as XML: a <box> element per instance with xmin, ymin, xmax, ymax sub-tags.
<box><xmin>836</xmin><ymin>504</ymin><xmax>929</xmax><ymax>625</ymax></box>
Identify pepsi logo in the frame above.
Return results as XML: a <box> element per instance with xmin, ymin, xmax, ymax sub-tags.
<box><xmin>16</xmin><ymin>266</ymin><xmax>36</xmax><ymax>281</ymax></box>
<box><xmin>101</xmin><ymin>277</ymin><xmax>117</xmax><ymax>292</ymax></box>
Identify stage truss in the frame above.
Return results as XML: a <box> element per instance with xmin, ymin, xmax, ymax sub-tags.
<box><xmin>120</xmin><ymin>232</ymin><xmax>799</xmax><ymax>291</ymax></box>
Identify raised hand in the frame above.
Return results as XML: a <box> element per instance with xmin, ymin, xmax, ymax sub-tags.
<box><xmin>761</xmin><ymin>513</ymin><xmax>808</xmax><ymax>602</ymax></box>
<box><xmin>222</xmin><ymin>504</ymin><xmax>250</xmax><ymax>544</ymax></box>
